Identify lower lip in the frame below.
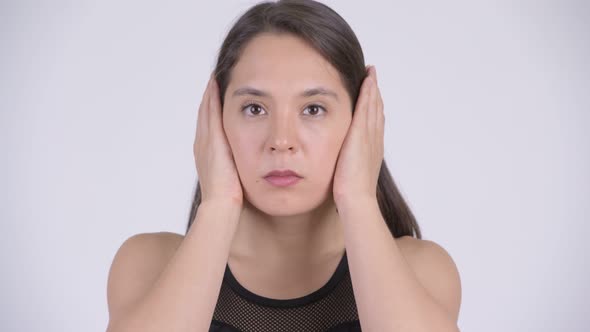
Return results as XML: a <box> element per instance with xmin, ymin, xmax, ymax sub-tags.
<box><xmin>264</xmin><ymin>175</ymin><xmax>302</xmax><ymax>187</ymax></box>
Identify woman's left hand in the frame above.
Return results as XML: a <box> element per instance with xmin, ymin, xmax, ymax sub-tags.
<box><xmin>333</xmin><ymin>65</ymin><xmax>385</xmax><ymax>209</ymax></box>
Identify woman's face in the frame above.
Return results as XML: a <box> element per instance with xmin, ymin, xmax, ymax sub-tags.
<box><xmin>222</xmin><ymin>32</ymin><xmax>352</xmax><ymax>216</ymax></box>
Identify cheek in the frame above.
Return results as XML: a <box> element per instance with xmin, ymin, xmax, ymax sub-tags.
<box><xmin>225</xmin><ymin>130</ymin><xmax>262</xmax><ymax>178</ymax></box>
<box><xmin>313</xmin><ymin>120</ymin><xmax>349</xmax><ymax>150</ymax></box>
<box><xmin>306</xmin><ymin>135</ymin><xmax>344</xmax><ymax>177</ymax></box>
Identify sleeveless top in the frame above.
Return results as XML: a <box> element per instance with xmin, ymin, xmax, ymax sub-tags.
<box><xmin>209</xmin><ymin>250</ymin><xmax>362</xmax><ymax>332</ymax></box>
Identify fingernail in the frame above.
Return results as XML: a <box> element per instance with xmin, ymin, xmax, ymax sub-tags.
<box><xmin>366</xmin><ymin>65</ymin><xmax>373</xmax><ymax>84</ymax></box>
<box><xmin>373</xmin><ymin>66</ymin><xmax>378</xmax><ymax>83</ymax></box>
<box><xmin>211</xmin><ymin>78</ymin><xmax>217</xmax><ymax>92</ymax></box>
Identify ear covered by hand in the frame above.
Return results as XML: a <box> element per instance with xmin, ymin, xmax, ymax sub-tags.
<box><xmin>332</xmin><ymin>65</ymin><xmax>385</xmax><ymax>208</ymax></box>
<box><xmin>193</xmin><ymin>73</ymin><xmax>244</xmax><ymax>207</ymax></box>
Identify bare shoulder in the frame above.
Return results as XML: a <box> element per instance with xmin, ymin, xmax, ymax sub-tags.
<box><xmin>395</xmin><ymin>235</ymin><xmax>423</xmax><ymax>257</ymax></box>
<box><xmin>395</xmin><ymin>235</ymin><xmax>455</xmax><ymax>265</ymax></box>
<box><xmin>395</xmin><ymin>235</ymin><xmax>462</xmax><ymax>323</ymax></box>
<box><xmin>106</xmin><ymin>231</ymin><xmax>185</xmax><ymax>326</ymax></box>
<box><xmin>110</xmin><ymin>231</ymin><xmax>185</xmax><ymax>268</ymax></box>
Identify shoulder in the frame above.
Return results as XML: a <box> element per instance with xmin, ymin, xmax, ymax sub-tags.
<box><xmin>395</xmin><ymin>235</ymin><xmax>462</xmax><ymax>323</ymax></box>
<box><xmin>106</xmin><ymin>232</ymin><xmax>184</xmax><ymax>325</ymax></box>
<box><xmin>111</xmin><ymin>231</ymin><xmax>185</xmax><ymax>266</ymax></box>
<box><xmin>108</xmin><ymin>231</ymin><xmax>185</xmax><ymax>279</ymax></box>
<box><xmin>121</xmin><ymin>231</ymin><xmax>184</xmax><ymax>253</ymax></box>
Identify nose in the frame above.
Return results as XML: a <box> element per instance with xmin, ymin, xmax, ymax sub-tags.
<box><xmin>267</xmin><ymin>111</ymin><xmax>299</xmax><ymax>153</ymax></box>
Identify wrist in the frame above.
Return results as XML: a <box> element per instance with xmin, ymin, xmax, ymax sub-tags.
<box><xmin>336</xmin><ymin>196</ymin><xmax>379</xmax><ymax>216</ymax></box>
<box><xmin>199</xmin><ymin>199</ymin><xmax>243</xmax><ymax>217</ymax></box>
<box><xmin>335</xmin><ymin>195</ymin><xmax>378</xmax><ymax>213</ymax></box>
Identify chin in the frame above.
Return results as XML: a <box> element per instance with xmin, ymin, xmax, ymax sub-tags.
<box><xmin>243</xmin><ymin>183</ymin><xmax>333</xmax><ymax>217</ymax></box>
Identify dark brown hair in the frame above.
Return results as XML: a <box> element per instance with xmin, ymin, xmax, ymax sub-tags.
<box><xmin>186</xmin><ymin>0</ymin><xmax>421</xmax><ymax>239</ymax></box>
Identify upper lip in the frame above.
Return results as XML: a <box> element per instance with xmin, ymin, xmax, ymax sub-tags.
<box><xmin>264</xmin><ymin>169</ymin><xmax>302</xmax><ymax>178</ymax></box>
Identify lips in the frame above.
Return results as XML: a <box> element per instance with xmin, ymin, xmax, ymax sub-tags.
<box><xmin>263</xmin><ymin>169</ymin><xmax>302</xmax><ymax>178</ymax></box>
<box><xmin>263</xmin><ymin>169</ymin><xmax>303</xmax><ymax>187</ymax></box>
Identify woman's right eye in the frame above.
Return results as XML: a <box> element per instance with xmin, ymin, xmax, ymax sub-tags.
<box><xmin>241</xmin><ymin>103</ymin><xmax>267</xmax><ymax>117</ymax></box>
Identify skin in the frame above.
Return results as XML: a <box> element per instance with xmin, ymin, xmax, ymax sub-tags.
<box><xmin>105</xmin><ymin>32</ymin><xmax>460</xmax><ymax>332</ymax></box>
<box><xmin>220</xmin><ymin>32</ymin><xmax>354</xmax><ymax>298</ymax></box>
<box><xmin>194</xmin><ymin>30</ymin><xmax>460</xmax><ymax>326</ymax></box>
<box><xmin>105</xmin><ymin>30</ymin><xmax>460</xmax><ymax>332</ymax></box>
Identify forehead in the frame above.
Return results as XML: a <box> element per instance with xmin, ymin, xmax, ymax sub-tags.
<box><xmin>228</xmin><ymin>33</ymin><xmax>346</xmax><ymax>99</ymax></box>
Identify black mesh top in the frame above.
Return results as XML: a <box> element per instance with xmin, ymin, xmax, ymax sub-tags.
<box><xmin>209</xmin><ymin>250</ymin><xmax>362</xmax><ymax>332</ymax></box>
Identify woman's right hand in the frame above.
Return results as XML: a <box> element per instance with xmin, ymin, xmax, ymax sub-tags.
<box><xmin>193</xmin><ymin>73</ymin><xmax>243</xmax><ymax>207</ymax></box>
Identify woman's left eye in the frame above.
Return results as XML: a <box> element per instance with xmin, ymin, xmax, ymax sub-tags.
<box><xmin>302</xmin><ymin>104</ymin><xmax>327</xmax><ymax>117</ymax></box>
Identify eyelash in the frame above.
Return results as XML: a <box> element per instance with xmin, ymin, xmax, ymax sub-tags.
<box><xmin>240</xmin><ymin>101</ymin><xmax>327</xmax><ymax>117</ymax></box>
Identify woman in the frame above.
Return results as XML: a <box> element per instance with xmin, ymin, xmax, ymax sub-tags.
<box><xmin>106</xmin><ymin>1</ymin><xmax>461</xmax><ymax>331</ymax></box>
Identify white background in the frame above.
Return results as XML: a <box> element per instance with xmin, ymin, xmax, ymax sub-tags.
<box><xmin>1</xmin><ymin>0</ymin><xmax>588</xmax><ymax>331</ymax></box>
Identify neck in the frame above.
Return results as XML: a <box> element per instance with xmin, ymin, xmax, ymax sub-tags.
<box><xmin>230</xmin><ymin>197</ymin><xmax>345</xmax><ymax>266</ymax></box>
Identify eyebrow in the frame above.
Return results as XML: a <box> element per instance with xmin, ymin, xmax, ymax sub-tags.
<box><xmin>231</xmin><ymin>86</ymin><xmax>339</xmax><ymax>101</ymax></box>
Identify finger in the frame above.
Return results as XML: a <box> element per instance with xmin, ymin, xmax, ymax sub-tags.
<box><xmin>375</xmin><ymin>85</ymin><xmax>384</xmax><ymax>138</ymax></box>
<box><xmin>371</xmin><ymin>66</ymin><xmax>384</xmax><ymax>136</ymax></box>
<box><xmin>367</xmin><ymin>66</ymin><xmax>378</xmax><ymax>134</ymax></box>
<box><xmin>353</xmin><ymin>67</ymin><xmax>373</xmax><ymax>132</ymax></box>
<box><xmin>373</xmin><ymin>66</ymin><xmax>384</xmax><ymax>125</ymax></box>
<box><xmin>376</xmin><ymin>83</ymin><xmax>385</xmax><ymax>139</ymax></box>
<box><xmin>375</xmin><ymin>88</ymin><xmax>384</xmax><ymax>160</ymax></box>
<box><xmin>208</xmin><ymin>74</ymin><xmax>223</xmax><ymax>138</ymax></box>
<box><xmin>369</xmin><ymin>66</ymin><xmax>384</xmax><ymax>137</ymax></box>
<box><xmin>197</xmin><ymin>75</ymin><xmax>213</xmax><ymax>143</ymax></box>
<box><xmin>373</xmin><ymin>72</ymin><xmax>385</xmax><ymax>160</ymax></box>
